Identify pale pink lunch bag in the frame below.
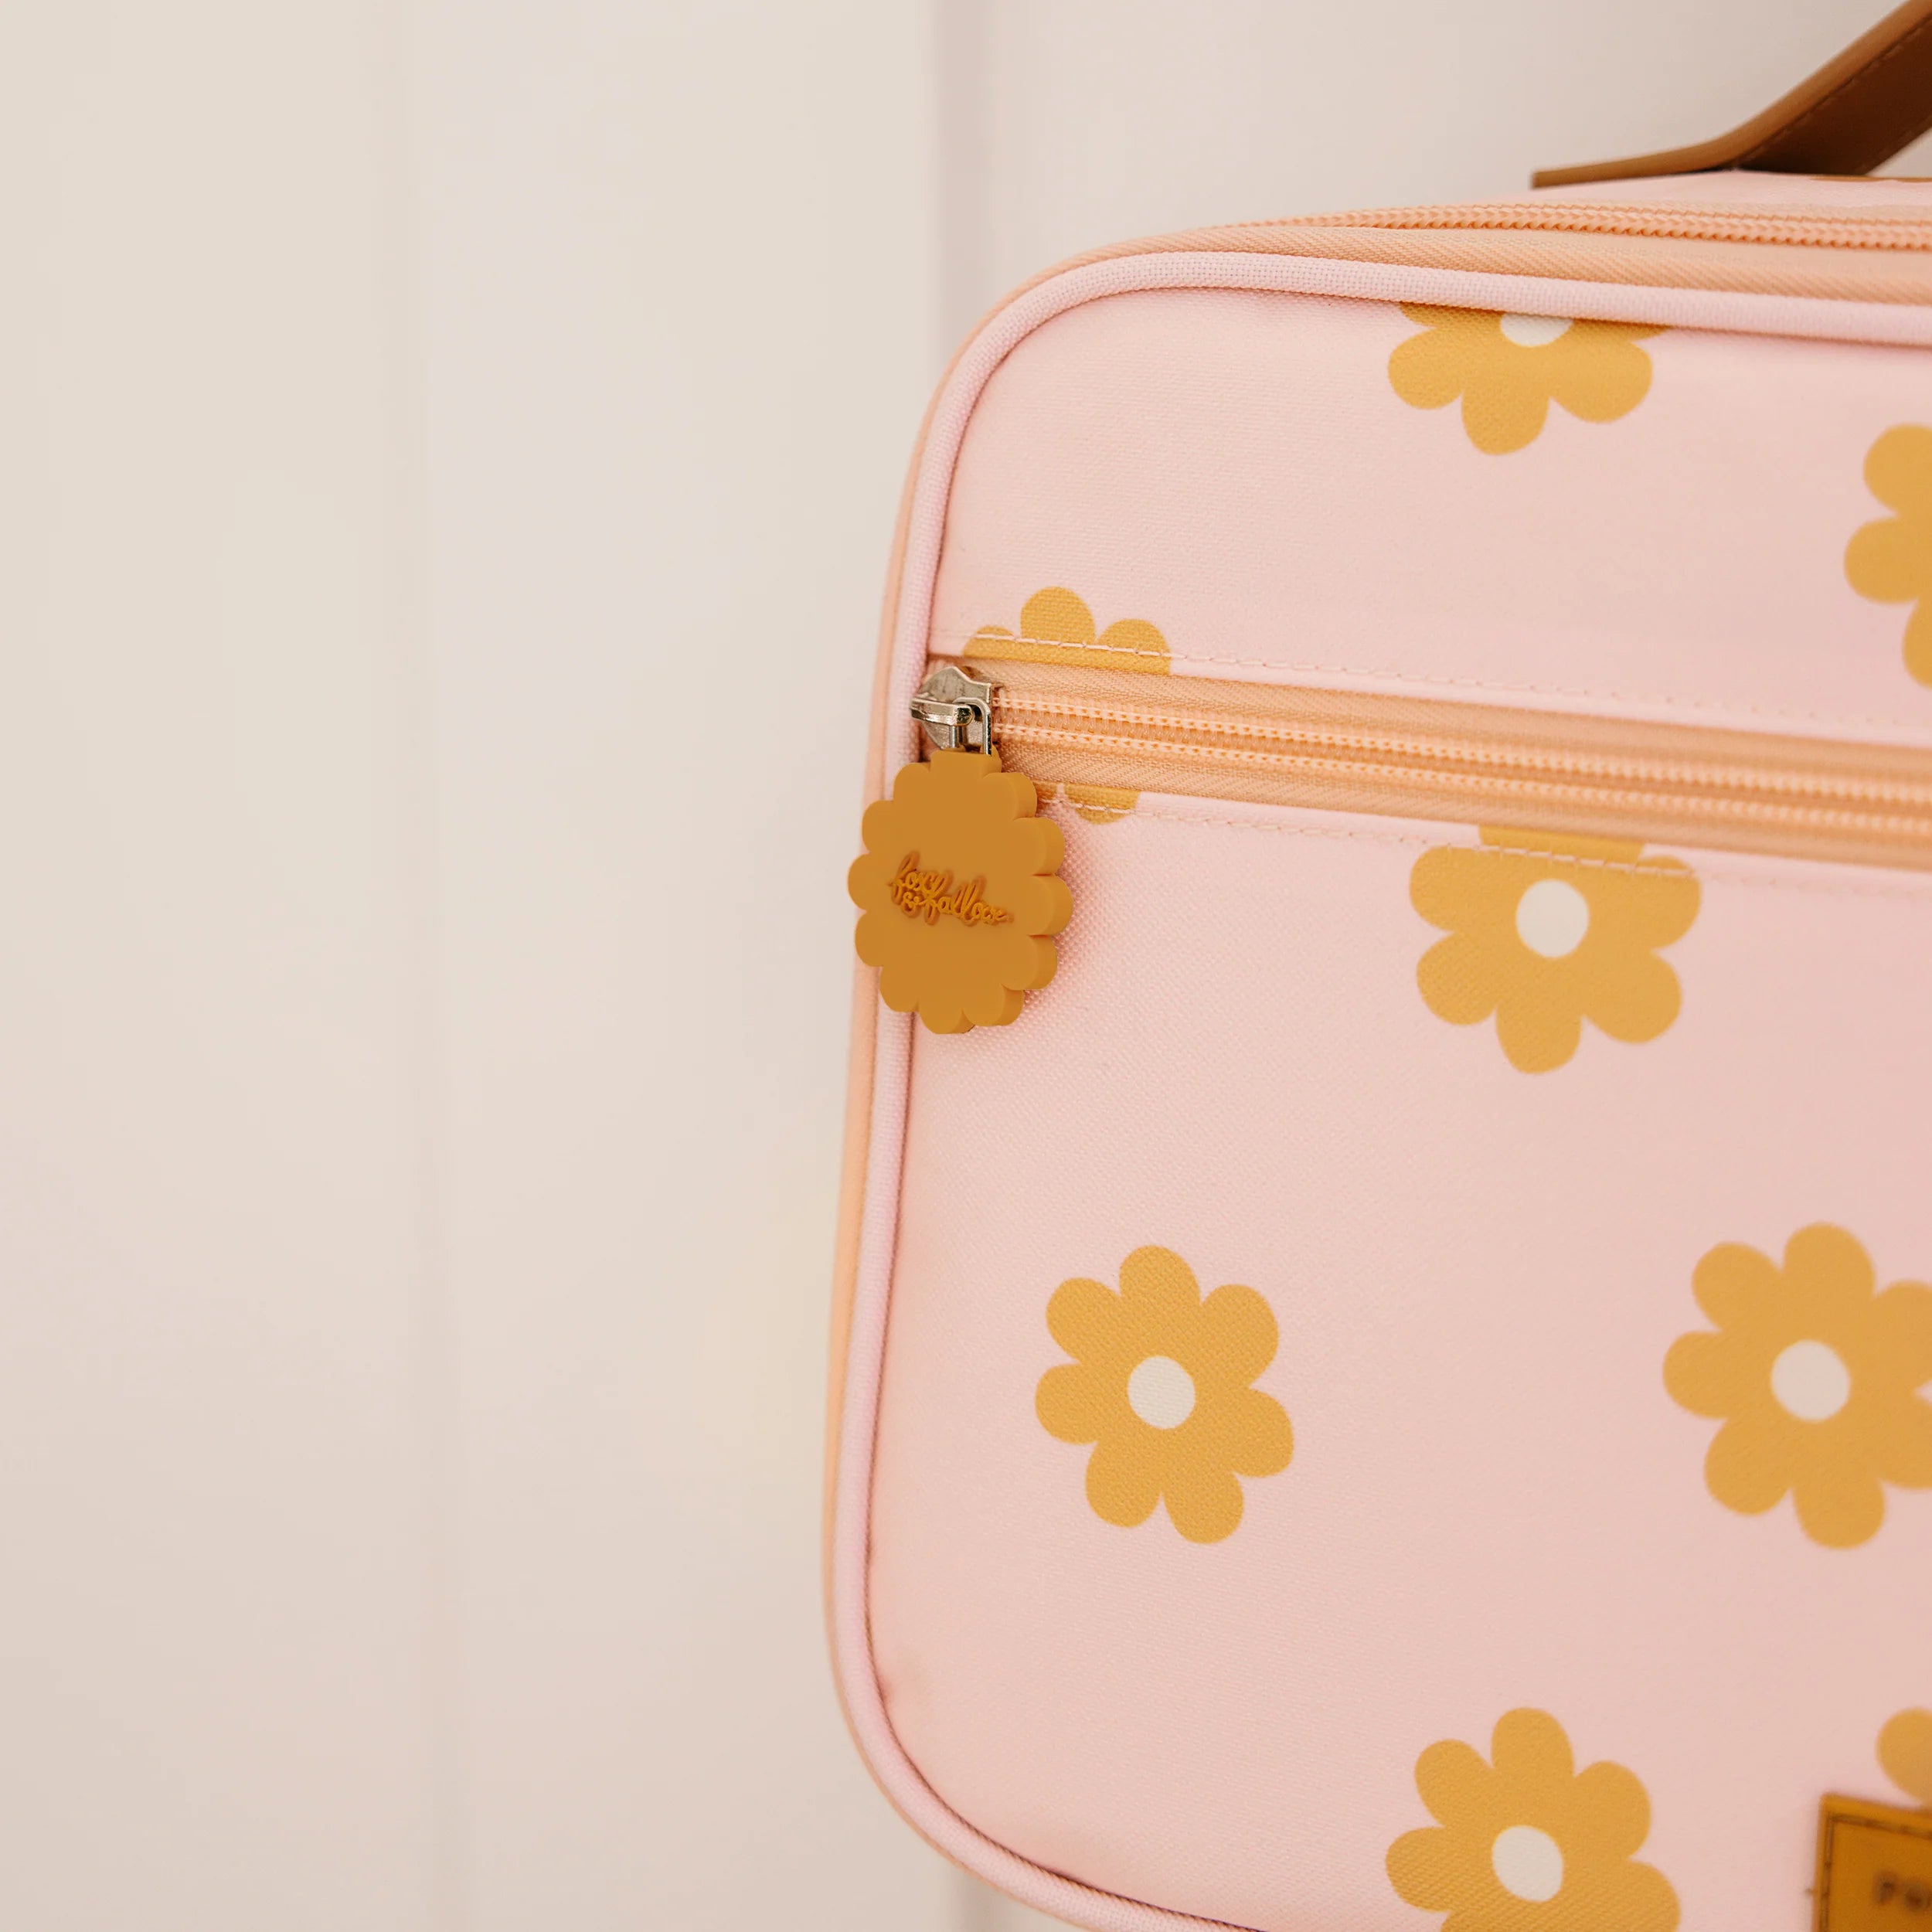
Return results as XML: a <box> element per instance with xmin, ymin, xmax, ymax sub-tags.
<box><xmin>828</xmin><ymin>23</ymin><xmax>1932</xmax><ymax>1932</ymax></box>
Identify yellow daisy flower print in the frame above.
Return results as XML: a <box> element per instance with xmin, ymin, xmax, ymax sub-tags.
<box><xmin>1845</xmin><ymin>424</ymin><xmax>1932</xmax><ymax>687</ymax></box>
<box><xmin>1389</xmin><ymin>307</ymin><xmax>1664</xmax><ymax>455</ymax></box>
<box><xmin>1410</xmin><ymin>830</ymin><xmax>1699</xmax><ymax>1073</ymax></box>
<box><xmin>1881</xmin><ymin>1709</ymin><xmax>1932</xmax><ymax>1808</ymax></box>
<box><xmin>1664</xmin><ymin>1225</ymin><xmax>1932</xmax><ymax>1549</ymax></box>
<box><xmin>970</xmin><ymin>586</ymin><xmax>1171</xmax><ymax>674</ymax></box>
<box><xmin>1387</xmin><ymin>1708</ymin><xmax>1679</xmax><ymax>1932</ymax></box>
<box><xmin>1035</xmin><ymin>1245</ymin><xmax>1293</xmax><ymax>1544</ymax></box>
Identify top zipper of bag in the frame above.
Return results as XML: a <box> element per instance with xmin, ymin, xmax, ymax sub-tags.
<box><xmin>1267</xmin><ymin>202</ymin><xmax>1932</xmax><ymax>252</ymax></box>
<box><xmin>913</xmin><ymin>658</ymin><xmax>1932</xmax><ymax>873</ymax></box>
<box><xmin>1017</xmin><ymin>192</ymin><xmax>1932</xmax><ymax>310</ymax></box>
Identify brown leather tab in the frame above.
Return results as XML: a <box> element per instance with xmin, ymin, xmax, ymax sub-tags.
<box><xmin>1535</xmin><ymin>0</ymin><xmax>1932</xmax><ymax>187</ymax></box>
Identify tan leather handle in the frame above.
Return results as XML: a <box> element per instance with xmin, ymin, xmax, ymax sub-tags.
<box><xmin>1534</xmin><ymin>0</ymin><xmax>1932</xmax><ymax>188</ymax></box>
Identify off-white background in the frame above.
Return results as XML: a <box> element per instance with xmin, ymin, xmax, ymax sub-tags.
<box><xmin>0</xmin><ymin>3</ymin><xmax>1908</xmax><ymax>1927</ymax></box>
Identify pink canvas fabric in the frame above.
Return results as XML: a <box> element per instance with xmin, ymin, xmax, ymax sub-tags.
<box><xmin>873</xmin><ymin>798</ymin><xmax>1932</xmax><ymax>1931</ymax></box>
<box><xmin>930</xmin><ymin>285</ymin><xmax>1932</xmax><ymax>742</ymax></box>
<box><xmin>832</xmin><ymin>185</ymin><xmax>1932</xmax><ymax>1932</ymax></box>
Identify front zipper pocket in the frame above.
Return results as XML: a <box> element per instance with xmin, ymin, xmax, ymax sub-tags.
<box><xmin>854</xmin><ymin>657</ymin><xmax>1932</xmax><ymax>1032</ymax></box>
<box><xmin>926</xmin><ymin>657</ymin><xmax>1932</xmax><ymax>874</ymax></box>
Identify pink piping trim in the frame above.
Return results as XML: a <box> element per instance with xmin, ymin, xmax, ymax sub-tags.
<box><xmin>828</xmin><ymin>250</ymin><xmax>1932</xmax><ymax>1932</ymax></box>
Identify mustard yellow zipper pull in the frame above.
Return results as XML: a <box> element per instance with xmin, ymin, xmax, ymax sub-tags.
<box><xmin>848</xmin><ymin>666</ymin><xmax>1070</xmax><ymax>1034</ymax></box>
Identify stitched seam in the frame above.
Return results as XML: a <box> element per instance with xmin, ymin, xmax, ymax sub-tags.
<box><xmin>1046</xmin><ymin>797</ymin><xmax>1932</xmax><ymax>903</ymax></box>
<box><xmin>941</xmin><ymin>631</ymin><xmax>1930</xmax><ymax>732</ymax></box>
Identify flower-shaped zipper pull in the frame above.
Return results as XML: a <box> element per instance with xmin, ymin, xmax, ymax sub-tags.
<box><xmin>848</xmin><ymin>666</ymin><xmax>1070</xmax><ymax>1033</ymax></box>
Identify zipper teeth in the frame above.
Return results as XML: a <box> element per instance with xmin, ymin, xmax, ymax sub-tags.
<box><xmin>992</xmin><ymin>692</ymin><xmax>1932</xmax><ymax>813</ymax></box>
<box><xmin>971</xmin><ymin>672</ymin><xmax>1932</xmax><ymax>861</ymax></box>
<box><xmin>1267</xmin><ymin>202</ymin><xmax>1932</xmax><ymax>252</ymax></box>
<box><xmin>995</xmin><ymin>716</ymin><xmax>1932</xmax><ymax>841</ymax></box>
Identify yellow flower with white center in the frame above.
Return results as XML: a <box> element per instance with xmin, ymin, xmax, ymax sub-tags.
<box><xmin>1387</xmin><ymin>1709</ymin><xmax>1679</xmax><ymax>1932</ymax></box>
<box><xmin>1389</xmin><ymin>307</ymin><xmax>1663</xmax><ymax>454</ymax></box>
<box><xmin>1410</xmin><ymin>829</ymin><xmax>1699</xmax><ymax>1073</ymax></box>
<box><xmin>1036</xmin><ymin>1245</ymin><xmax>1293</xmax><ymax>1544</ymax></box>
<box><xmin>1665</xmin><ymin>1224</ymin><xmax>1932</xmax><ymax>1549</ymax></box>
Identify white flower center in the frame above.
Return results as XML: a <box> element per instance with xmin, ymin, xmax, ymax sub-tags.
<box><xmin>1492</xmin><ymin>1825</ymin><xmax>1565</xmax><ymax>1903</ymax></box>
<box><xmin>1771</xmin><ymin>1339</ymin><xmax>1852</xmax><ymax>1421</ymax></box>
<box><xmin>1499</xmin><ymin>312</ymin><xmax>1574</xmax><ymax>348</ymax></box>
<box><xmin>1127</xmin><ymin>1355</ymin><xmax>1196</xmax><ymax>1430</ymax></box>
<box><xmin>1515</xmin><ymin>877</ymin><xmax>1591</xmax><ymax>958</ymax></box>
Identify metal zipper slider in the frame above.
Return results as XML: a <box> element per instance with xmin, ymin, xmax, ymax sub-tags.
<box><xmin>910</xmin><ymin>663</ymin><xmax>995</xmax><ymax>753</ymax></box>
